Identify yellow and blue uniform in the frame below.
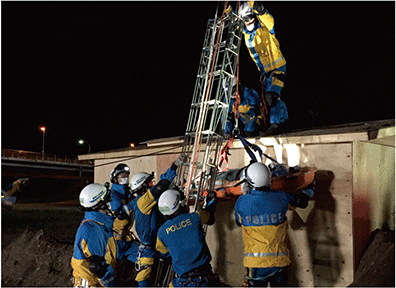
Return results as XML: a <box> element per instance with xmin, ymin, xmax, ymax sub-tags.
<box><xmin>109</xmin><ymin>183</ymin><xmax>135</xmax><ymax>247</ymax></box>
<box><xmin>243</xmin><ymin>1</ymin><xmax>288</xmax><ymax>124</ymax></box>
<box><xmin>120</xmin><ymin>166</ymin><xmax>177</xmax><ymax>286</ymax></box>
<box><xmin>2</xmin><ymin>180</ymin><xmax>21</xmax><ymax>197</ymax></box>
<box><xmin>156</xmin><ymin>209</ymin><xmax>214</xmax><ymax>287</ymax></box>
<box><xmin>225</xmin><ymin>85</ymin><xmax>263</xmax><ymax>136</ymax></box>
<box><xmin>71</xmin><ymin>211</ymin><xmax>118</xmax><ymax>287</ymax></box>
<box><xmin>235</xmin><ymin>189</ymin><xmax>308</xmax><ymax>286</ymax></box>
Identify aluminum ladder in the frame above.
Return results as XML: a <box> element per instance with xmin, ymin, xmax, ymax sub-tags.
<box><xmin>173</xmin><ymin>8</ymin><xmax>243</xmax><ymax>211</ymax></box>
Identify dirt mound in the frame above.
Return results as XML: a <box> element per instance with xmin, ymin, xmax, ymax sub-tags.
<box><xmin>2</xmin><ymin>229</ymin><xmax>74</xmax><ymax>287</ymax></box>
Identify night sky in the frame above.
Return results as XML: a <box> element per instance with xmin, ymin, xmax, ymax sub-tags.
<box><xmin>2</xmin><ymin>1</ymin><xmax>395</xmax><ymax>158</ymax></box>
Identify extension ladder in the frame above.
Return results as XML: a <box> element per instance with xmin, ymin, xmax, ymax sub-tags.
<box><xmin>173</xmin><ymin>7</ymin><xmax>243</xmax><ymax>211</ymax></box>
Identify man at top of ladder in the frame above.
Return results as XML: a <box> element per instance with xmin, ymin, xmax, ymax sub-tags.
<box><xmin>239</xmin><ymin>1</ymin><xmax>288</xmax><ymax>136</ymax></box>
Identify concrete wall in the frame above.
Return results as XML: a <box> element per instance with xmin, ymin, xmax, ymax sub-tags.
<box><xmin>89</xmin><ymin>129</ymin><xmax>394</xmax><ymax>287</ymax></box>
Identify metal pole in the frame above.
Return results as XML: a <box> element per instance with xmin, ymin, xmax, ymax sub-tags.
<box><xmin>41</xmin><ymin>130</ymin><xmax>45</xmax><ymax>160</ymax></box>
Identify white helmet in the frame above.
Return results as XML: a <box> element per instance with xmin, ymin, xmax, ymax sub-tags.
<box><xmin>129</xmin><ymin>172</ymin><xmax>154</xmax><ymax>194</ymax></box>
<box><xmin>239</xmin><ymin>3</ymin><xmax>255</xmax><ymax>22</ymax></box>
<box><xmin>79</xmin><ymin>183</ymin><xmax>111</xmax><ymax>209</ymax></box>
<box><xmin>158</xmin><ymin>189</ymin><xmax>181</xmax><ymax>216</ymax></box>
<box><xmin>245</xmin><ymin>162</ymin><xmax>271</xmax><ymax>188</ymax></box>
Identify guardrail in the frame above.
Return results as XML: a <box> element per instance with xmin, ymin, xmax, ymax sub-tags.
<box><xmin>2</xmin><ymin>149</ymin><xmax>91</xmax><ymax>165</ymax></box>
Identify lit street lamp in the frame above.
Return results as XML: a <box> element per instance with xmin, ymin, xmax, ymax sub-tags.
<box><xmin>78</xmin><ymin>140</ymin><xmax>91</xmax><ymax>154</ymax></box>
<box><xmin>40</xmin><ymin>126</ymin><xmax>46</xmax><ymax>160</ymax></box>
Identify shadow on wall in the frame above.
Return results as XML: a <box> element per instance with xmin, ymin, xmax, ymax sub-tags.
<box><xmin>306</xmin><ymin>170</ymin><xmax>345</xmax><ymax>286</ymax></box>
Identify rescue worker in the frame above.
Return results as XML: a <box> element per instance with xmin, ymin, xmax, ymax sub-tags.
<box><xmin>71</xmin><ymin>183</ymin><xmax>119</xmax><ymax>287</ymax></box>
<box><xmin>115</xmin><ymin>155</ymin><xmax>184</xmax><ymax>287</ymax></box>
<box><xmin>109</xmin><ymin>164</ymin><xmax>135</xmax><ymax>243</ymax></box>
<box><xmin>2</xmin><ymin>178</ymin><xmax>29</xmax><ymax>197</ymax></box>
<box><xmin>156</xmin><ymin>189</ymin><xmax>220</xmax><ymax>287</ymax></box>
<box><xmin>108</xmin><ymin>163</ymin><xmax>139</xmax><ymax>286</ymax></box>
<box><xmin>239</xmin><ymin>1</ymin><xmax>288</xmax><ymax>136</ymax></box>
<box><xmin>225</xmin><ymin>81</ymin><xmax>263</xmax><ymax>139</ymax></box>
<box><xmin>234</xmin><ymin>162</ymin><xmax>314</xmax><ymax>286</ymax></box>
<box><xmin>1</xmin><ymin>178</ymin><xmax>29</xmax><ymax>208</ymax></box>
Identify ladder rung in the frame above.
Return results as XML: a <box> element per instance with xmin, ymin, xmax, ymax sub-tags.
<box><xmin>225</xmin><ymin>48</ymin><xmax>238</xmax><ymax>56</ymax></box>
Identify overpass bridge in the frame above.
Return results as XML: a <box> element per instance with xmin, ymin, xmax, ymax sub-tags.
<box><xmin>2</xmin><ymin>149</ymin><xmax>93</xmax><ymax>180</ymax></box>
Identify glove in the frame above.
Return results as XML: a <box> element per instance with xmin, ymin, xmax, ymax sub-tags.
<box><xmin>115</xmin><ymin>207</ymin><xmax>129</xmax><ymax>220</ymax></box>
<box><xmin>17</xmin><ymin>178</ymin><xmax>29</xmax><ymax>186</ymax></box>
<box><xmin>204</xmin><ymin>191</ymin><xmax>217</xmax><ymax>213</ymax></box>
<box><xmin>224</xmin><ymin>5</ymin><xmax>233</xmax><ymax>15</ymax></box>
<box><xmin>89</xmin><ymin>255</ymin><xmax>109</xmax><ymax>278</ymax></box>
<box><xmin>301</xmin><ymin>188</ymin><xmax>314</xmax><ymax>198</ymax></box>
<box><xmin>173</xmin><ymin>153</ymin><xmax>186</xmax><ymax>167</ymax></box>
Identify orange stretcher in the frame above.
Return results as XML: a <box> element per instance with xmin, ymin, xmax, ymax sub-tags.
<box><xmin>195</xmin><ymin>166</ymin><xmax>317</xmax><ymax>202</ymax></box>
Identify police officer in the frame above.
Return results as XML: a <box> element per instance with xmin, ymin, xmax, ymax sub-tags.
<box><xmin>115</xmin><ymin>155</ymin><xmax>184</xmax><ymax>287</ymax></box>
<box><xmin>71</xmin><ymin>183</ymin><xmax>119</xmax><ymax>287</ymax></box>
<box><xmin>225</xmin><ymin>81</ymin><xmax>263</xmax><ymax>139</ymax></box>
<box><xmin>235</xmin><ymin>162</ymin><xmax>314</xmax><ymax>286</ymax></box>
<box><xmin>156</xmin><ymin>189</ymin><xmax>220</xmax><ymax>287</ymax></box>
<box><xmin>239</xmin><ymin>1</ymin><xmax>288</xmax><ymax>136</ymax></box>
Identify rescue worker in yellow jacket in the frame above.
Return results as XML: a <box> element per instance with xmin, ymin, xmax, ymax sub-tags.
<box><xmin>71</xmin><ymin>183</ymin><xmax>119</xmax><ymax>287</ymax></box>
<box><xmin>239</xmin><ymin>1</ymin><xmax>288</xmax><ymax>136</ymax></box>
<box><xmin>235</xmin><ymin>162</ymin><xmax>314</xmax><ymax>286</ymax></box>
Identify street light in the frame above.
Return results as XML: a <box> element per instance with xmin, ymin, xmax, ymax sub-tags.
<box><xmin>40</xmin><ymin>126</ymin><xmax>46</xmax><ymax>159</ymax></box>
<box><xmin>78</xmin><ymin>140</ymin><xmax>91</xmax><ymax>154</ymax></box>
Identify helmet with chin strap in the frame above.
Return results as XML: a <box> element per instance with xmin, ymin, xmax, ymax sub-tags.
<box><xmin>110</xmin><ymin>164</ymin><xmax>130</xmax><ymax>183</ymax></box>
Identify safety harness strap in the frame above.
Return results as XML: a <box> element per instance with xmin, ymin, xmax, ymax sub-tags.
<box><xmin>218</xmin><ymin>136</ymin><xmax>235</xmax><ymax>172</ymax></box>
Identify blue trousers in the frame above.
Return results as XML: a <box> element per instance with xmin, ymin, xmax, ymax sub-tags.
<box><xmin>247</xmin><ymin>266</ymin><xmax>289</xmax><ymax>287</ymax></box>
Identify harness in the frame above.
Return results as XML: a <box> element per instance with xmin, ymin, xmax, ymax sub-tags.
<box><xmin>175</xmin><ymin>264</ymin><xmax>217</xmax><ymax>285</ymax></box>
<box><xmin>135</xmin><ymin>243</ymin><xmax>154</xmax><ymax>272</ymax></box>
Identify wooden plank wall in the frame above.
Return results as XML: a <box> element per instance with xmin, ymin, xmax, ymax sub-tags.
<box><xmin>353</xmin><ymin>138</ymin><xmax>395</xmax><ymax>268</ymax></box>
<box><xmin>93</xmin><ymin>140</ymin><xmax>356</xmax><ymax>287</ymax></box>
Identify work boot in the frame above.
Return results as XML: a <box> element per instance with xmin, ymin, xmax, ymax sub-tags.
<box><xmin>259</xmin><ymin>124</ymin><xmax>279</xmax><ymax>137</ymax></box>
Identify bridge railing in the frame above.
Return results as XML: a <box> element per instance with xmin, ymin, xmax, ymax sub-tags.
<box><xmin>2</xmin><ymin>149</ymin><xmax>92</xmax><ymax>165</ymax></box>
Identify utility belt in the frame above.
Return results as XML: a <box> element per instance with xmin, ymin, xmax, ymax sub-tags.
<box><xmin>176</xmin><ymin>264</ymin><xmax>219</xmax><ymax>285</ymax></box>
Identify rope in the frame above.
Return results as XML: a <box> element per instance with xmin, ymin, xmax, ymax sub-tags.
<box><xmin>260</xmin><ymin>79</ymin><xmax>269</xmax><ymax>128</ymax></box>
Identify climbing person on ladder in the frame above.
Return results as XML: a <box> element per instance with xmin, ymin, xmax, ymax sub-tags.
<box><xmin>155</xmin><ymin>189</ymin><xmax>221</xmax><ymax>287</ymax></box>
<box><xmin>239</xmin><ymin>1</ymin><xmax>288</xmax><ymax>136</ymax></box>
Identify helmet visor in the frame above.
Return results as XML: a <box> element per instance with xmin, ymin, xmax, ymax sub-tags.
<box><xmin>242</xmin><ymin>14</ymin><xmax>255</xmax><ymax>22</ymax></box>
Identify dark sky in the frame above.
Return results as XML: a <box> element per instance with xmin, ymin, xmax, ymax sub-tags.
<box><xmin>2</xmin><ymin>1</ymin><xmax>395</xmax><ymax>158</ymax></box>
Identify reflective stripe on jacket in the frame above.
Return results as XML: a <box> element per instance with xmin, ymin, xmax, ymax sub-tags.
<box><xmin>235</xmin><ymin>190</ymin><xmax>294</xmax><ymax>268</ymax></box>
